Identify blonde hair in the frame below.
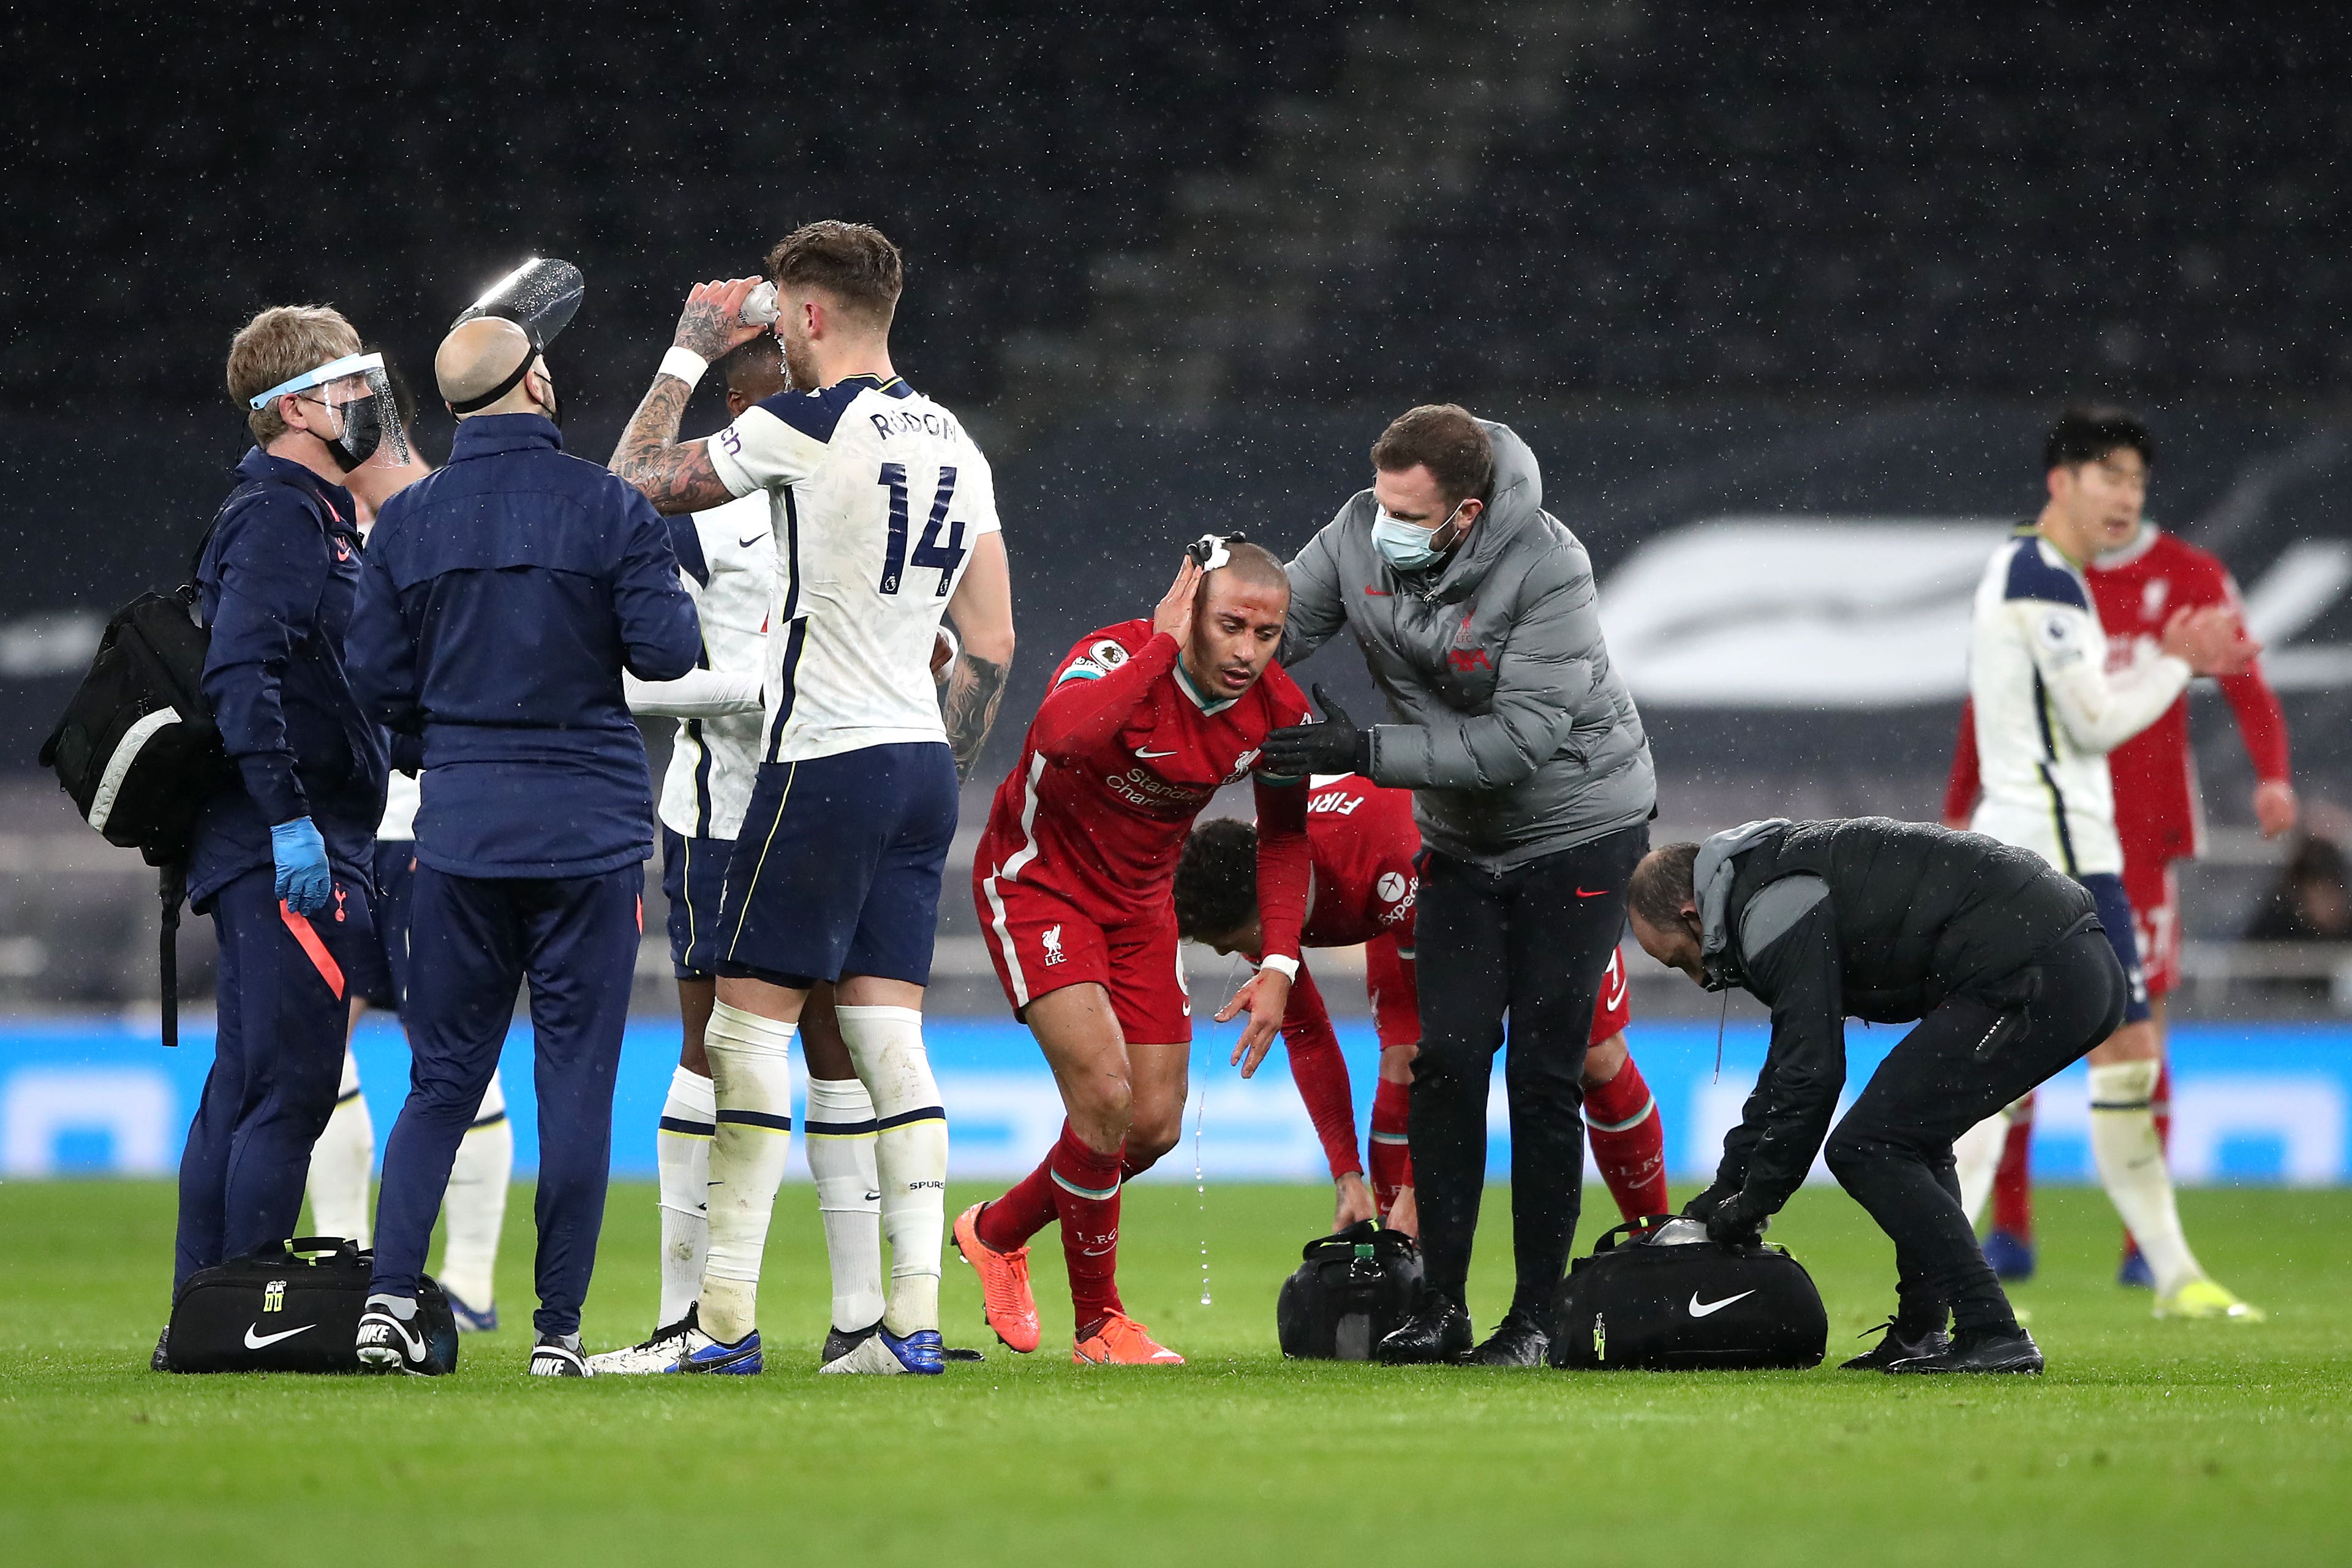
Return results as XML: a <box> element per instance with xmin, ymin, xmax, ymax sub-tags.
<box><xmin>227</xmin><ymin>305</ymin><xmax>361</xmax><ymax>445</ymax></box>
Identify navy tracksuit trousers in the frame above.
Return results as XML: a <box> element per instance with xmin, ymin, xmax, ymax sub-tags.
<box><xmin>175</xmin><ymin>865</ymin><xmax>376</xmax><ymax>1290</ymax></box>
<box><xmin>369</xmin><ymin>863</ymin><xmax>641</xmax><ymax>1338</ymax></box>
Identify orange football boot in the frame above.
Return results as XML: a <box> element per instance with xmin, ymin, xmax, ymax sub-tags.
<box><xmin>953</xmin><ymin>1203</ymin><xmax>1041</xmax><ymax>1353</ymax></box>
<box><xmin>1071</xmin><ymin>1311</ymin><xmax>1184</xmax><ymax>1366</ymax></box>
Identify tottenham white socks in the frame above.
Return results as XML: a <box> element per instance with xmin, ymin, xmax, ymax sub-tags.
<box><xmin>2089</xmin><ymin>1060</ymin><xmax>2203</xmax><ymax>1295</ymax></box>
<box><xmin>1953</xmin><ymin>1103</ymin><xmax>2013</xmax><ymax>1228</ymax></box>
<box><xmin>438</xmin><ymin>1070</ymin><xmax>512</xmax><ymax>1311</ymax></box>
<box><xmin>307</xmin><ymin>1047</ymin><xmax>374</xmax><ymax>1247</ymax></box>
<box><xmin>804</xmin><ymin>1076</ymin><xmax>887</xmax><ymax>1332</ymax></box>
<box><xmin>837</xmin><ymin>1005</ymin><xmax>948</xmax><ymax>1336</ymax></box>
<box><xmin>701</xmin><ymin>1001</ymin><xmax>797</xmax><ymax>1344</ymax></box>
<box><xmin>655</xmin><ymin>1064</ymin><xmax>717</xmax><ymax>1327</ymax></box>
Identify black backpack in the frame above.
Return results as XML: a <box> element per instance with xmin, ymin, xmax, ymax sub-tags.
<box><xmin>164</xmin><ymin>1237</ymin><xmax>461</xmax><ymax>1375</ymax></box>
<box><xmin>1276</xmin><ymin>1219</ymin><xmax>1424</xmax><ymax>1360</ymax></box>
<box><xmin>1547</xmin><ymin>1215</ymin><xmax>1827</xmax><ymax>1371</ymax></box>
<box><xmin>39</xmin><ymin>491</ymin><xmax>251</xmax><ymax>1046</ymax></box>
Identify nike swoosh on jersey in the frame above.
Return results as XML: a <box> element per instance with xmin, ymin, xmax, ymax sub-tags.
<box><xmin>244</xmin><ymin>1322</ymin><xmax>316</xmax><ymax>1349</ymax></box>
<box><xmin>737</xmin><ymin>534</ymin><xmax>764</xmax><ymax>548</ymax></box>
<box><xmin>1687</xmin><ymin>1291</ymin><xmax>1755</xmax><ymax>1318</ymax></box>
<box><xmin>1136</xmin><ymin>747</ymin><xmax>1179</xmax><ymax>758</ymax></box>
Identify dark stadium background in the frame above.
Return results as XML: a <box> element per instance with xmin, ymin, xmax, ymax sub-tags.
<box><xmin>2</xmin><ymin>0</ymin><xmax>2345</xmax><ymax>1013</ymax></box>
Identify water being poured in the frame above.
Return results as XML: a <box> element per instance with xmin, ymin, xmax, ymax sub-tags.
<box><xmin>1194</xmin><ymin>1074</ymin><xmax>1212</xmax><ymax>1306</ymax></box>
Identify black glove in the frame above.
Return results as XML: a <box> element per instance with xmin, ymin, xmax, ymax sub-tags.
<box><xmin>1703</xmin><ymin>1191</ymin><xmax>1767</xmax><ymax>1250</ymax></box>
<box><xmin>1260</xmin><ymin>684</ymin><xmax>1371</xmax><ymax>778</ymax></box>
<box><xmin>1681</xmin><ymin>1183</ymin><xmax>1733</xmax><ymax>1223</ymax></box>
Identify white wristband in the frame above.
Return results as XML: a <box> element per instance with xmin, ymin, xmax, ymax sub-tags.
<box><xmin>1259</xmin><ymin>953</ymin><xmax>1300</xmax><ymax>981</ymax></box>
<box><xmin>658</xmin><ymin>346</ymin><xmax>709</xmax><ymax>388</ymax></box>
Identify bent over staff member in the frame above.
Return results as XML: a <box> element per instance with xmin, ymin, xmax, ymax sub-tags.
<box><xmin>1264</xmin><ymin>405</ymin><xmax>1656</xmax><ymax>1366</ymax></box>
<box><xmin>1627</xmin><ymin>817</ymin><xmax>2132</xmax><ymax>1376</ymax></box>
<box><xmin>347</xmin><ymin>315</ymin><xmax>699</xmax><ymax>1376</ymax></box>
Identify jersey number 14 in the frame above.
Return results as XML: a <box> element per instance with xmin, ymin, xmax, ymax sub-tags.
<box><xmin>878</xmin><ymin>464</ymin><xmax>967</xmax><ymax>598</ymax></box>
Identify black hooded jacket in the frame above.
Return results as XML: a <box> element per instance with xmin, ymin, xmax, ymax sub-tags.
<box><xmin>1697</xmin><ymin>816</ymin><xmax>2098</xmax><ymax>1214</ymax></box>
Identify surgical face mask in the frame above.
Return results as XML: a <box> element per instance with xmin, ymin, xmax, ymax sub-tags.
<box><xmin>1371</xmin><ymin>499</ymin><xmax>1467</xmax><ymax>572</ymax></box>
<box><xmin>314</xmin><ymin>393</ymin><xmax>385</xmax><ymax>472</ymax></box>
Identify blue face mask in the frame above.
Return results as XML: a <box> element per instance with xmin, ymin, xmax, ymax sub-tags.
<box><xmin>1371</xmin><ymin>500</ymin><xmax>1466</xmax><ymax>572</ymax></box>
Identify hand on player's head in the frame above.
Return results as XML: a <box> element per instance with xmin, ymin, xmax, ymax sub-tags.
<box><xmin>674</xmin><ymin>277</ymin><xmax>771</xmax><ymax>362</ymax></box>
<box><xmin>1153</xmin><ymin>557</ymin><xmax>1202</xmax><ymax>644</ymax></box>
<box><xmin>2160</xmin><ymin>603</ymin><xmax>2260</xmax><ymax>677</ymax></box>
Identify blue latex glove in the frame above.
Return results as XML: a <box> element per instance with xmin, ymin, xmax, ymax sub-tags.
<box><xmin>270</xmin><ymin>816</ymin><xmax>333</xmax><ymax>915</ymax></box>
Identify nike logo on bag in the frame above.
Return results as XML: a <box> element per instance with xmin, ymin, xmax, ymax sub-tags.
<box><xmin>1688</xmin><ymin>1291</ymin><xmax>1755</xmax><ymax>1318</ymax></box>
<box><xmin>1136</xmin><ymin>747</ymin><xmax>1178</xmax><ymax>758</ymax></box>
<box><xmin>244</xmin><ymin>1322</ymin><xmax>316</xmax><ymax>1349</ymax></box>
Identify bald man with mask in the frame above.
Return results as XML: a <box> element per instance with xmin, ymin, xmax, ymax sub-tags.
<box><xmin>347</xmin><ymin>315</ymin><xmax>700</xmax><ymax>1376</ymax></box>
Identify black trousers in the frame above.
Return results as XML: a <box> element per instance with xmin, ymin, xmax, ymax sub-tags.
<box><xmin>1411</xmin><ymin>825</ymin><xmax>1649</xmax><ymax>1316</ymax></box>
<box><xmin>1822</xmin><ymin>927</ymin><xmax>2127</xmax><ymax>1334</ymax></box>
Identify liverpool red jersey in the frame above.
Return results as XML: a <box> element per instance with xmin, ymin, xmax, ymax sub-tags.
<box><xmin>1943</xmin><ymin>525</ymin><xmax>2290</xmax><ymax>869</ymax></box>
<box><xmin>1301</xmin><ymin>774</ymin><xmax>1420</xmax><ymax>949</ymax></box>
<box><xmin>975</xmin><ymin>620</ymin><xmax>1314</xmax><ymax>959</ymax></box>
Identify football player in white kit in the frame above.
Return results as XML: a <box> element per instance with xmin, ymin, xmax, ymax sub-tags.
<box><xmin>595</xmin><ymin>334</ymin><xmax>919</xmax><ymax>1371</ymax></box>
<box><xmin>1953</xmin><ymin>409</ymin><xmax>2261</xmax><ymax>1321</ymax></box>
<box><xmin>304</xmin><ymin>378</ymin><xmax>511</xmax><ymax>1328</ymax></box>
<box><xmin>609</xmin><ymin>222</ymin><xmax>1016</xmax><ymax>1374</ymax></box>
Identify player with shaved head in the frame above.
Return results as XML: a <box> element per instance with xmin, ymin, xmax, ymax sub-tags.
<box><xmin>956</xmin><ymin>538</ymin><xmax>1312</xmax><ymax>1366</ymax></box>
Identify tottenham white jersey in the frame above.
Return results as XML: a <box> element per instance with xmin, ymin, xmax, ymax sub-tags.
<box><xmin>620</xmin><ymin>492</ymin><xmax>775</xmax><ymax>840</ymax></box>
<box><xmin>706</xmin><ymin>372</ymin><xmax>997</xmax><ymax>764</ymax></box>
<box><xmin>377</xmin><ymin>768</ymin><xmax>420</xmax><ymax>842</ymax></box>
<box><xmin>1966</xmin><ymin>526</ymin><xmax>2190</xmax><ymax>877</ymax></box>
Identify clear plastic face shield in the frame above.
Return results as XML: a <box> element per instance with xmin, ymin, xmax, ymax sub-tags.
<box><xmin>452</xmin><ymin>257</ymin><xmax>584</xmax><ymax>343</ymax></box>
<box><xmin>248</xmin><ymin>352</ymin><xmax>408</xmax><ymax>473</ymax></box>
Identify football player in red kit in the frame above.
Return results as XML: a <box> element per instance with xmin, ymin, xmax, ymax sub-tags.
<box><xmin>957</xmin><ymin>540</ymin><xmax>1313</xmax><ymax>1365</ymax></box>
<box><xmin>1174</xmin><ymin>775</ymin><xmax>1670</xmax><ymax>1240</ymax></box>
<box><xmin>1945</xmin><ymin>510</ymin><xmax>2294</xmax><ymax>1283</ymax></box>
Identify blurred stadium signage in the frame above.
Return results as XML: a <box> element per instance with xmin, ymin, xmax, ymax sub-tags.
<box><xmin>1599</xmin><ymin>519</ymin><xmax>2352</xmax><ymax>708</ymax></box>
<box><xmin>4</xmin><ymin>1017</ymin><xmax>2344</xmax><ymax>1187</ymax></box>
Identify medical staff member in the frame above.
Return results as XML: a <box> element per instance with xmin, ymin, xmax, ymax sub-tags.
<box><xmin>162</xmin><ymin>306</ymin><xmax>397</xmax><ymax>1368</ymax></box>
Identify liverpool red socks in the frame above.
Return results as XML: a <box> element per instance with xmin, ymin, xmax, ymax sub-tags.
<box><xmin>1992</xmin><ymin>1093</ymin><xmax>2035</xmax><ymax>1240</ymax></box>
<box><xmin>1368</xmin><ymin>1078</ymin><xmax>1413</xmax><ymax>1216</ymax></box>
<box><xmin>1583</xmin><ymin>1054</ymin><xmax>1669</xmax><ymax>1222</ymax></box>
<box><xmin>1049</xmin><ymin>1125</ymin><xmax>1125</xmax><ymax>1332</ymax></box>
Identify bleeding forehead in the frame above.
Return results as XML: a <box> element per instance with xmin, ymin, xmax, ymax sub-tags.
<box><xmin>1205</xmin><ymin>575</ymin><xmax>1289</xmax><ymax>629</ymax></box>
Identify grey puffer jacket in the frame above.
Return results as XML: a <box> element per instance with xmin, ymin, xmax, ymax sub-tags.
<box><xmin>1280</xmin><ymin>418</ymin><xmax>1655</xmax><ymax>872</ymax></box>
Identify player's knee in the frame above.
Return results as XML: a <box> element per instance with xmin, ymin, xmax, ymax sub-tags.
<box><xmin>1581</xmin><ymin>1031</ymin><xmax>1628</xmax><ymax>1087</ymax></box>
<box><xmin>1126</xmin><ymin>1104</ymin><xmax>1182</xmax><ymax>1167</ymax></box>
<box><xmin>1067</xmin><ymin>1071</ymin><xmax>1135</xmax><ymax>1144</ymax></box>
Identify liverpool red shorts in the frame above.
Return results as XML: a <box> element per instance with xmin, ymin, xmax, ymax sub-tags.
<box><xmin>2123</xmin><ymin>858</ymin><xmax>2182</xmax><ymax>1000</ymax></box>
<box><xmin>974</xmin><ymin>869</ymin><xmax>1193</xmax><ymax>1044</ymax></box>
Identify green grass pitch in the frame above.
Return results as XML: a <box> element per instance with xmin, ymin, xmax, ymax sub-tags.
<box><xmin>2</xmin><ymin>1180</ymin><xmax>2346</xmax><ymax>1567</ymax></box>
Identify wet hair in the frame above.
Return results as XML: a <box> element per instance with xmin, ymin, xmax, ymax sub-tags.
<box><xmin>1174</xmin><ymin>818</ymin><xmax>1261</xmax><ymax>940</ymax></box>
<box><xmin>766</xmin><ymin>221</ymin><xmax>903</xmax><ymax>326</ymax></box>
<box><xmin>2043</xmin><ymin>405</ymin><xmax>2154</xmax><ymax>472</ymax></box>
<box><xmin>1198</xmin><ymin>539</ymin><xmax>1291</xmax><ymax>612</ymax></box>
<box><xmin>720</xmin><ymin>331</ymin><xmax>786</xmax><ymax>396</ymax></box>
<box><xmin>1371</xmin><ymin>403</ymin><xmax>1494</xmax><ymax>507</ymax></box>
<box><xmin>1627</xmin><ymin>843</ymin><xmax>1700</xmax><ymax>932</ymax></box>
<box><xmin>228</xmin><ymin>304</ymin><xmax>360</xmax><ymax>445</ymax></box>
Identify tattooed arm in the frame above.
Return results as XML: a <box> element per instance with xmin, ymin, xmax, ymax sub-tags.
<box><xmin>610</xmin><ymin>277</ymin><xmax>768</xmax><ymax>515</ymax></box>
<box><xmin>942</xmin><ymin>530</ymin><xmax>1016</xmax><ymax>781</ymax></box>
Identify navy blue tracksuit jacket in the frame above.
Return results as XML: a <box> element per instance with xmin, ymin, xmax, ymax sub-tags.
<box><xmin>175</xmin><ymin>448</ymin><xmax>388</xmax><ymax>1291</ymax></box>
<box><xmin>349</xmin><ymin>413</ymin><xmax>701</xmax><ymax>873</ymax></box>
<box><xmin>190</xmin><ymin>449</ymin><xmax>387</xmax><ymax>908</ymax></box>
<box><xmin>346</xmin><ymin>412</ymin><xmax>699</xmax><ymax>1338</ymax></box>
